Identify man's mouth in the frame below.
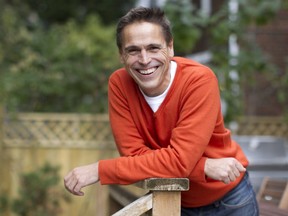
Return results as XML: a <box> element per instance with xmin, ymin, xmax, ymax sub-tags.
<box><xmin>138</xmin><ymin>67</ymin><xmax>158</xmax><ymax>75</ymax></box>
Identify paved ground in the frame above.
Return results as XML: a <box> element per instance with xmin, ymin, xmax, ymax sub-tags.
<box><xmin>233</xmin><ymin>135</ymin><xmax>288</xmax><ymax>192</ymax></box>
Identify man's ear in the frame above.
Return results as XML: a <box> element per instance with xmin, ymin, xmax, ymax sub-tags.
<box><xmin>168</xmin><ymin>40</ymin><xmax>174</xmax><ymax>58</ymax></box>
<box><xmin>119</xmin><ymin>51</ymin><xmax>124</xmax><ymax>64</ymax></box>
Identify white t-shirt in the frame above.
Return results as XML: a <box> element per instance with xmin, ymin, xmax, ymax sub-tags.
<box><xmin>141</xmin><ymin>61</ymin><xmax>177</xmax><ymax>112</ymax></box>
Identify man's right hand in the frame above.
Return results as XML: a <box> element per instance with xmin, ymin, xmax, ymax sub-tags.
<box><xmin>204</xmin><ymin>158</ymin><xmax>246</xmax><ymax>184</ymax></box>
<box><xmin>64</xmin><ymin>162</ymin><xmax>99</xmax><ymax>196</ymax></box>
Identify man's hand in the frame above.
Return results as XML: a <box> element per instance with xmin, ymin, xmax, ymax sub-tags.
<box><xmin>204</xmin><ymin>158</ymin><xmax>246</xmax><ymax>184</ymax></box>
<box><xmin>64</xmin><ymin>162</ymin><xmax>99</xmax><ymax>196</ymax></box>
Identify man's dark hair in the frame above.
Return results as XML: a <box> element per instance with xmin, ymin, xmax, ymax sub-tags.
<box><xmin>116</xmin><ymin>7</ymin><xmax>173</xmax><ymax>51</ymax></box>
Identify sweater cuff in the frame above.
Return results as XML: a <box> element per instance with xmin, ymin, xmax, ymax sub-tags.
<box><xmin>99</xmin><ymin>158</ymin><xmax>119</xmax><ymax>185</ymax></box>
<box><xmin>188</xmin><ymin>157</ymin><xmax>207</xmax><ymax>182</ymax></box>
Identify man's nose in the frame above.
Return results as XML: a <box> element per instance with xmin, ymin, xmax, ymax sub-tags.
<box><xmin>138</xmin><ymin>49</ymin><xmax>151</xmax><ymax>64</ymax></box>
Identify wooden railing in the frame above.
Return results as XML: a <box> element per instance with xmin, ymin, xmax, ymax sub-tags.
<box><xmin>109</xmin><ymin>177</ymin><xmax>288</xmax><ymax>216</ymax></box>
<box><xmin>257</xmin><ymin>177</ymin><xmax>288</xmax><ymax>216</ymax></box>
<box><xmin>109</xmin><ymin>178</ymin><xmax>189</xmax><ymax>216</ymax></box>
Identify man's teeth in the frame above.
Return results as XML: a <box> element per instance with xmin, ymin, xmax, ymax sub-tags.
<box><xmin>139</xmin><ymin>67</ymin><xmax>157</xmax><ymax>75</ymax></box>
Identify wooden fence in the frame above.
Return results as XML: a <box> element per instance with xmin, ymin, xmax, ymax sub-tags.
<box><xmin>0</xmin><ymin>111</ymin><xmax>287</xmax><ymax>216</ymax></box>
<box><xmin>2</xmin><ymin>112</ymin><xmax>115</xmax><ymax>149</ymax></box>
<box><xmin>0</xmin><ymin>112</ymin><xmax>118</xmax><ymax>216</ymax></box>
<box><xmin>235</xmin><ymin>116</ymin><xmax>288</xmax><ymax>137</ymax></box>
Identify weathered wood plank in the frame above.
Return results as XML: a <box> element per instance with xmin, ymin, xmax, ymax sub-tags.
<box><xmin>152</xmin><ymin>191</ymin><xmax>181</xmax><ymax>216</ymax></box>
<box><xmin>257</xmin><ymin>177</ymin><xmax>288</xmax><ymax>207</ymax></box>
<box><xmin>259</xmin><ymin>202</ymin><xmax>288</xmax><ymax>216</ymax></box>
<box><xmin>112</xmin><ymin>193</ymin><xmax>152</xmax><ymax>216</ymax></box>
<box><xmin>111</xmin><ymin>178</ymin><xmax>189</xmax><ymax>216</ymax></box>
<box><xmin>109</xmin><ymin>185</ymin><xmax>139</xmax><ymax>207</ymax></box>
<box><xmin>136</xmin><ymin>178</ymin><xmax>189</xmax><ymax>191</ymax></box>
<box><xmin>279</xmin><ymin>183</ymin><xmax>288</xmax><ymax>210</ymax></box>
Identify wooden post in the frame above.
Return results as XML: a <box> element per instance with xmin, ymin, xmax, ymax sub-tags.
<box><xmin>137</xmin><ymin>178</ymin><xmax>189</xmax><ymax>216</ymax></box>
<box><xmin>279</xmin><ymin>182</ymin><xmax>288</xmax><ymax>210</ymax></box>
<box><xmin>0</xmin><ymin>105</ymin><xmax>3</xmax><ymax>147</ymax></box>
<box><xmin>111</xmin><ymin>178</ymin><xmax>189</xmax><ymax>216</ymax></box>
<box><xmin>152</xmin><ymin>191</ymin><xmax>181</xmax><ymax>216</ymax></box>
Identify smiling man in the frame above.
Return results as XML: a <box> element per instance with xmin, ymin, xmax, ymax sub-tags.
<box><xmin>119</xmin><ymin>21</ymin><xmax>174</xmax><ymax>97</ymax></box>
<box><xmin>64</xmin><ymin>7</ymin><xmax>259</xmax><ymax>216</ymax></box>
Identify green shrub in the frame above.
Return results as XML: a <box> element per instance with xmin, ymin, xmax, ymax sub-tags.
<box><xmin>11</xmin><ymin>163</ymin><xmax>70</xmax><ymax>216</ymax></box>
<box><xmin>0</xmin><ymin>9</ymin><xmax>121</xmax><ymax>112</ymax></box>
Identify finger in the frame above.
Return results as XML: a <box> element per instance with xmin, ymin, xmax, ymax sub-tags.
<box><xmin>223</xmin><ymin>177</ymin><xmax>231</xmax><ymax>184</ymax></box>
<box><xmin>228</xmin><ymin>172</ymin><xmax>236</xmax><ymax>182</ymax></box>
<box><xmin>227</xmin><ymin>166</ymin><xmax>238</xmax><ymax>182</ymax></box>
<box><xmin>64</xmin><ymin>174</ymin><xmax>74</xmax><ymax>187</ymax></box>
<box><xmin>66</xmin><ymin>178</ymin><xmax>83</xmax><ymax>196</ymax></box>
<box><xmin>64</xmin><ymin>172</ymin><xmax>75</xmax><ymax>183</ymax></box>
<box><xmin>66</xmin><ymin>180</ymin><xmax>77</xmax><ymax>193</ymax></box>
<box><xmin>72</xmin><ymin>186</ymin><xmax>84</xmax><ymax>196</ymax></box>
<box><xmin>235</xmin><ymin>161</ymin><xmax>246</xmax><ymax>172</ymax></box>
<box><xmin>64</xmin><ymin>175</ymin><xmax>78</xmax><ymax>194</ymax></box>
<box><xmin>233</xmin><ymin>169</ymin><xmax>240</xmax><ymax>178</ymax></box>
<box><xmin>73</xmin><ymin>181</ymin><xmax>85</xmax><ymax>196</ymax></box>
<box><xmin>230</xmin><ymin>162</ymin><xmax>241</xmax><ymax>178</ymax></box>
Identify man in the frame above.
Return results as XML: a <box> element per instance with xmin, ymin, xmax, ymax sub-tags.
<box><xmin>64</xmin><ymin>7</ymin><xmax>259</xmax><ymax>215</ymax></box>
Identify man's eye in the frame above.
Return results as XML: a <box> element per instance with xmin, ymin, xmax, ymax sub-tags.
<box><xmin>148</xmin><ymin>46</ymin><xmax>161</xmax><ymax>52</ymax></box>
<box><xmin>127</xmin><ymin>49</ymin><xmax>140</xmax><ymax>56</ymax></box>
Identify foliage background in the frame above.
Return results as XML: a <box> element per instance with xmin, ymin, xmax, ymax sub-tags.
<box><xmin>0</xmin><ymin>0</ymin><xmax>131</xmax><ymax>112</ymax></box>
<box><xmin>164</xmin><ymin>0</ymin><xmax>287</xmax><ymax>122</ymax></box>
<box><xmin>0</xmin><ymin>0</ymin><xmax>287</xmax><ymax>120</ymax></box>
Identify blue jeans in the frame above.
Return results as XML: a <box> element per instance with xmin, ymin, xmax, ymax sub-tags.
<box><xmin>181</xmin><ymin>172</ymin><xmax>259</xmax><ymax>216</ymax></box>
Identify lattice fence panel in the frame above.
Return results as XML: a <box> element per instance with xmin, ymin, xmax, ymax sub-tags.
<box><xmin>3</xmin><ymin>114</ymin><xmax>287</xmax><ymax>149</ymax></box>
<box><xmin>235</xmin><ymin>116</ymin><xmax>288</xmax><ymax>137</ymax></box>
<box><xmin>2</xmin><ymin>113</ymin><xmax>115</xmax><ymax>149</ymax></box>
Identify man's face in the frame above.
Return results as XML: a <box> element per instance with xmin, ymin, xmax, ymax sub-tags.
<box><xmin>120</xmin><ymin>22</ymin><xmax>174</xmax><ymax>97</ymax></box>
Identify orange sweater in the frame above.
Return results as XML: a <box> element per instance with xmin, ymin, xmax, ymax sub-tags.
<box><xmin>99</xmin><ymin>57</ymin><xmax>248</xmax><ymax>207</ymax></box>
